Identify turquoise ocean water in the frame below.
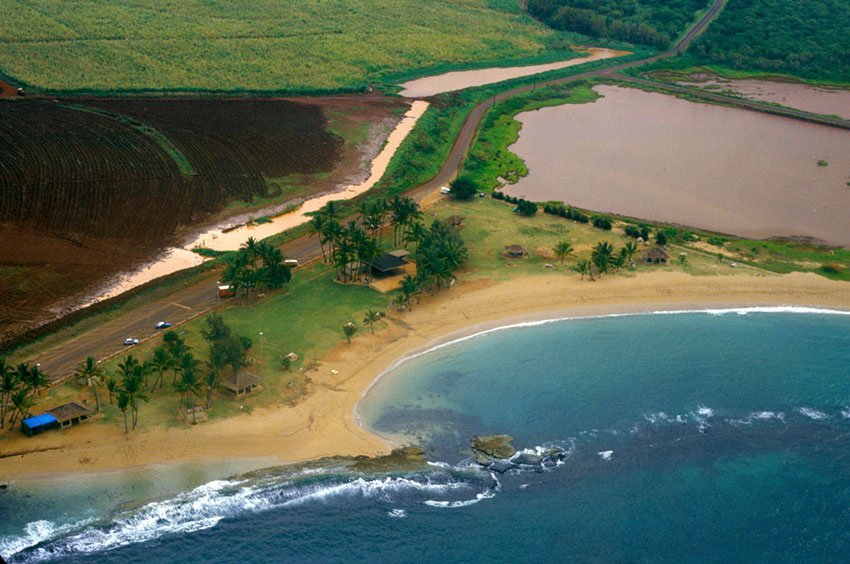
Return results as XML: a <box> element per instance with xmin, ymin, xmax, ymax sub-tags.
<box><xmin>2</xmin><ymin>308</ymin><xmax>850</xmax><ymax>562</ymax></box>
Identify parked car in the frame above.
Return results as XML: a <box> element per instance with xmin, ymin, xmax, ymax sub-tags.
<box><xmin>439</xmin><ymin>186</ymin><xmax>451</xmax><ymax>195</ymax></box>
<box><xmin>284</xmin><ymin>259</ymin><xmax>299</xmax><ymax>268</ymax></box>
<box><xmin>155</xmin><ymin>321</ymin><xmax>172</xmax><ymax>329</ymax></box>
<box><xmin>123</xmin><ymin>338</ymin><xmax>139</xmax><ymax>346</ymax></box>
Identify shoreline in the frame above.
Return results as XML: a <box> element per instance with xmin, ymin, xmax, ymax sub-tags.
<box><xmin>2</xmin><ymin>271</ymin><xmax>850</xmax><ymax>482</ymax></box>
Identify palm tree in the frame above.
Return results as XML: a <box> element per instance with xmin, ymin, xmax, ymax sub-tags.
<box><xmin>148</xmin><ymin>347</ymin><xmax>170</xmax><ymax>392</ymax></box>
<box><xmin>363</xmin><ymin>310</ymin><xmax>381</xmax><ymax>333</ymax></box>
<box><xmin>74</xmin><ymin>357</ymin><xmax>103</xmax><ymax>411</ymax></box>
<box><xmin>175</xmin><ymin>369</ymin><xmax>202</xmax><ymax>411</ymax></box>
<box><xmin>577</xmin><ymin>259</ymin><xmax>590</xmax><ymax>280</ymax></box>
<box><xmin>117</xmin><ymin>390</ymin><xmax>131</xmax><ymax>434</ymax></box>
<box><xmin>204</xmin><ymin>366</ymin><xmax>220</xmax><ymax>411</ymax></box>
<box><xmin>592</xmin><ymin>241</ymin><xmax>614</xmax><ymax>274</ymax></box>
<box><xmin>343</xmin><ymin>322</ymin><xmax>357</xmax><ymax>344</ymax></box>
<box><xmin>106</xmin><ymin>377</ymin><xmax>118</xmax><ymax>404</ymax></box>
<box><xmin>399</xmin><ymin>275</ymin><xmax>418</xmax><ymax>309</ymax></box>
<box><xmin>553</xmin><ymin>241</ymin><xmax>573</xmax><ymax>263</ymax></box>
<box><xmin>0</xmin><ymin>359</ymin><xmax>20</xmax><ymax>429</ymax></box>
<box><xmin>310</xmin><ymin>213</ymin><xmax>327</xmax><ymax>262</ymax></box>
<box><xmin>8</xmin><ymin>388</ymin><xmax>34</xmax><ymax>430</ymax></box>
<box><xmin>624</xmin><ymin>241</ymin><xmax>638</xmax><ymax>262</ymax></box>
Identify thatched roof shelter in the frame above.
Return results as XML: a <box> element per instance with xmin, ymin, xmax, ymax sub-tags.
<box><xmin>387</xmin><ymin>249</ymin><xmax>411</xmax><ymax>259</ymax></box>
<box><xmin>47</xmin><ymin>402</ymin><xmax>93</xmax><ymax>428</ymax></box>
<box><xmin>641</xmin><ymin>248</ymin><xmax>670</xmax><ymax>264</ymax></box>
<box><xmin>504</xmin><ymin>244</ymin><xmax>528</xmax><ymax>258</ymax></box>
<box><xmin>222</xmin><ymin>371</ymin><xmax>261</xmax><ymax>397</ymax></box>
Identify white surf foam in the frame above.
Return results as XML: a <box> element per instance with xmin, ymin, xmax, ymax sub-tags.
<box><xmin>388</xmin><ymin>509</ymin><xmax>407</xmax><ymax>519</ymax></box>
<box><xmin>598</xmin><ymin>450</ymin><xmax>614</xmax><ymax>461</ymax></box>
<box><xmin>797</xmin><ymin>407</ymin><xmax>829</xmax><ymax>420</ymax></box>
<box><xmin>842</xmin><ymin>408</ymin><xmax>850</xmax><ymax>419</ymax></box>
<box><xmin>424</xmin><ymin>489</ymin><xmax>496</xmax><ymax>509</ymax></box>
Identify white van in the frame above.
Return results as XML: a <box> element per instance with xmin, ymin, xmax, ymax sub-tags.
<box><xmin>439</xmin><ymin>186</ymin><xmax>451</xmax><ymax>195</ymax></box>
<box><xmin>284</xmin><ymin>259</ymin><xmax>299</xmax><ymax>268</ymax></box>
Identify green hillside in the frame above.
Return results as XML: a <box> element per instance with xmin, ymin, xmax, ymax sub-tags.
<box><xmin>0</xmin><ymin>0</ymin><xmax>576</xmax><ymax>93</ymax></box>
<box><xmin>689</xmin><ymin>0</ymin><xmax>850</xmax><ymax>82</ymax></box>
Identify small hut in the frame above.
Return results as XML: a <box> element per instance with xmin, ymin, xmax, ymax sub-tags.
<box><xmin>504</xmin><ymin>244</ymin><xmax>528</xmax><ymax>258</ymax></box>
<box><xmin>50</xmin><ymin>402</ymin><xmax>93</xmax><ymax>428</ymax></box>
<box><xmin>387</xmin><ymin>249</ymin><xmax>411</xmax><ymax>260</ymax></box>
<box><xmin>222</xmin><ymin>371</ymin><xmax>261</xmax><ymax>397</ymax></box>
<box><xmin>641</xmin><ymin>248</ymin><xmax>670</xmax><ymax>264</ymax></box>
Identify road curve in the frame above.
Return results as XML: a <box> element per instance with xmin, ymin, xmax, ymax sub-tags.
<box><xmin>27</xmin><ymin>0</ymin><xmax>741</xmax><ymax>381</ymax></box>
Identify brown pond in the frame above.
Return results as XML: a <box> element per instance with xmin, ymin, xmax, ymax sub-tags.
<box><xmin>677</xmin><ymin>76</ymin><xmax>850</xmax><ymax>119</ymax></box>
<box><xmin>505</xmin><ymin>85</ymin><xmax>850</xmax><ymax>247</ymax></box>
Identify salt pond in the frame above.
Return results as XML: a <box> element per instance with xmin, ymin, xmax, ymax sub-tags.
<box><xmin>505</xmin><ymin>85</ymin><xmax>850</xmax><ymax>246</ymax></box>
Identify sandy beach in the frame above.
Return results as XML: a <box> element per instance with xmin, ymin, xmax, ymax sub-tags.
<box><xmin>2</xmin><ymin>270</ymin><xmax>850</xmax><ymax>482</ymax></box>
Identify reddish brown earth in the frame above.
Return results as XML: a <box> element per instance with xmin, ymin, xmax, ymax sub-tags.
<box><xmin>0</xmin><ymin>79</ymin><xmax>16</xmax><ymax>98</ymax></box>
<box><xmin>0</xmin><ymin>95</ymin><xmax>405</xmax><ymax>347</ymax></box>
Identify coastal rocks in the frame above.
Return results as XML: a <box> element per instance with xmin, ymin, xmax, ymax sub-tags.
<box><xmin>350</xmin><ymin>446</ymin><xmax>427</xmax><ymax>473</ymax></box>
<box><xmin>471</xmin><ymin>435</ymin><xmax>568</xmax><ymax>473</ymax></box>
<box><xmin>471</xmin><ymin>435</ymin><xmax>516</xmax><ymax>464</ymax></box>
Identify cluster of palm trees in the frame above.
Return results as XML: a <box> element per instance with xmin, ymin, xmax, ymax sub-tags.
<box><xmin>68</xmin><ymin>318</ymin><xmax>250</xmax><ymax>433</ymax></box>
<box><xmin>394</xmin><ymin>219</ymin><xmax>468</xmax><ymax>309</ymax></box>
<box><xmin>310</xmin><ymin>196</ymin><xmax>423</xmax><ymax>283</ymax></box>
<box><xmin>575</xmin><ymin>240</ymin><xmax>639</xmax><ymax>280</ymax></box>
<box><xmin>222</xmin><ymin>237</ymin><xmax>292</xmax><ymax>299</ymax></box>
<box><xmin>0</xmin><ymin>359</ymin><xmax>50</xmax><ymax>430</ymax></box>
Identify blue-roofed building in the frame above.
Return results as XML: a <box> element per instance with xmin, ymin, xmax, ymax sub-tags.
<box><xmin>21</xmin><ymin>413</ymin><xmax>59</xmax><ymax>436</ymax></box>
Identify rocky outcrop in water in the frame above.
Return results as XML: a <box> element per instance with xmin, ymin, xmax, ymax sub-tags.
<box><xmin>471</xmin><ymin>435</ymin><xmax>568</xmax><ymax>473</ymax></box>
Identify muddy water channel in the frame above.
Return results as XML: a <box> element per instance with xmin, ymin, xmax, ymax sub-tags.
<box><xmin>677</xmin><ymin>77</ymin><xmax>850</xmax><ymax>120</ymax></box>
<box><xmin>505</xmin><ymin>85</ymin><xmax>850</xmax><ymax>247</ymax></box>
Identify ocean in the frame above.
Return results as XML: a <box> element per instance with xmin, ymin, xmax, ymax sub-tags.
<box><xmin>3</xmin><ymin>308</ymin><xmax>850</xmax><ymax>562</ymax></box>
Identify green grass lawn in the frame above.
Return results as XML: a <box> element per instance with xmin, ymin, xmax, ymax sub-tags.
<box><xmin>0</xmin><ymin>0</ymin><xmax>578</xmax><ymax>93</ymax></box>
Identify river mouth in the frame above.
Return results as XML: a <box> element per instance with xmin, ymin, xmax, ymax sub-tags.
<box><xmin>504</xmin><ymin>85</ymin><xmax>850</xmax><ymax>247</ymax></box>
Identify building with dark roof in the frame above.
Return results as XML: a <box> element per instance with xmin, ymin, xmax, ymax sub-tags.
<box><xmin>222</xmin><ymin>371</ymin><xmax>261</xmax><ymax>397</ymax></box>
<box><xmin>641</xmin><ymin>248</ymin><xmax>670</xmax><ymax>264</ymax></box>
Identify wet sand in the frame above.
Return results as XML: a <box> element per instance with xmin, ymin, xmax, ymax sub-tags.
<box><xmin>186</xmin><ymin>101</ymin><xmax>429</xmax><ymax>251</ymax></box>
<box><xmin>398</xmin><ymin>48</ymin><xmax>629</xmax><ymax>98</ymax></box>
<box><xmin>505</xmin><ymin>85</ymin><xmax>850</xmax><ymax>246</ymax></box>
<box><xmin>678</xmin><ymin>76</ymin><xmax>850</xmax><ymax>119</ymax></box>
<box><xmin>2</xmin><ymin>270</ymin><xmax>850</xmax><ymax>481</ymax></box>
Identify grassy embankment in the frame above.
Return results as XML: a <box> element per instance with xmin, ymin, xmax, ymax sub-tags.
<box><xmin>0</xmin><ymin>0</ymin><xmax>586</xmax><ymax>95</ymax></box>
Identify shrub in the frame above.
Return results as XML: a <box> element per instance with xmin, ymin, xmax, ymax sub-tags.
<box><xmin>820</xmin><ymin>262</ymin><xmax>844</xmax><ymax>274</ymax></box>
<box><xmin>515</xmin><ymin>199</ymin><xmax>538</xmax><ymax>216</ymax></box>
<box><xmin>592</xmin><ymin>215</ymin><xmax>612</xmax><ymax>230</ymax></box>
<box><xmin>450</xmin><ymin>175</ymin><xmax>478</xmax><ymax>200</ymax></box>
<box><xmin>655</xmin><ymin>231</ymin><xmax>667</xmax><ymax>245</ymax></box>
<box><xmin>708</xmin><ymin>236</ymin><xmax>725</xmax><ymax>247</ymax></box>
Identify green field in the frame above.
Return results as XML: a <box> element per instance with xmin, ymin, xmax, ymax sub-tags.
<box><xmin>0</xmin><ymin>0</ymin><xmax>579</xmax><ymax>93</ymax></box>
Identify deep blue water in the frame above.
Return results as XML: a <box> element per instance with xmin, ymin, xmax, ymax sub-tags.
<box><xmin>3</xmin><ymin>309</ymin><xmax>850</xmax><ymax>562</ymax></box>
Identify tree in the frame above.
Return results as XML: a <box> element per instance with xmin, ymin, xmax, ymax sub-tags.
<box><xmin>515</xmin><ymin>199</ymin><xmax>537</xmax><ymax>216</ymax></box>
<box><xmin>204</xmin><ymin>367</ymin><xmax>220</xmax><ymax>411</ymax></box>
<box><xmin>106</xmin><ymin>377</ymin><xmax>118</xmax><ymax>404</ymax></box>
<box><xmin>343</xmin><ymin>322</ymin><xmax>357</xmax><ymax>344</ymax></box>
<box><xmin>148</xmin><ymin>347</ymin><xmax>171</xmax><ymax>392</ymax></box>
<box><xmin>310</xmin><ymin>213</ymin><xmax>327</xmax><ymax>262</ymax></box>
<box><xmin>592</xmin><ymin>241</ymin><xmax>615</xmax><ymax>274</ymax></box>
<box><xmin>203</xmin><ymin>315</ymin><xmax>251</xmax><ymax>376</ymax></box>
<box><xmin>553</xmin><ymin>241</ymin><xmax>573</xmax><ymax>263</ymax></box>
<box><xmin>0</xmin><ymin>359</ymin><xmax>20</xmax><ymax>429</ymax></box>
<box><xmin>117</xmin><ymin>390</ymin><xmax>131</xmax><ymax>434</ymax></box>
<box><xmin>175</xmin><ymin>368</ymin><xmax>202</xmax><ymax>411</ymax></box>
<box><xmin>363</xmin><ymin>310</ymin><xmax>381</xmax><ymax>333</ymax></box>
<box><xmin>624</xmin><ymin>241</ymin><xmax>638</xmax><ymax>262</ymax></box>
<box><xmin>576</xmin><ymin>259</ymin><xmax>591</xmax><ymax>280</ymax></box>
<box><xmin>74</xmin><ymin>357</ymin><xmax>103</xmax><ymax>411</ymax></box>
<box><xmin>399</xmin><ymin>274</ymin><xmax>418</xmax><ymax>309</ymax></box>
<box><xmin>655</xmin><ymin>230</ymin><xmax>668</xmax><ymax>245</ymax></box>
<box><xmin>8</xmin><ymin>388</ymin><xmax>34</xmax><ymax>430</ymax></box>
<box><xmin>449</xmin><ymin>175</ymin><xmax>478</xmax><ymax>200</ymax></box>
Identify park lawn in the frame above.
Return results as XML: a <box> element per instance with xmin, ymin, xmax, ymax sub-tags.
<box><xmin>426</xmin><ymin>196</ymin><xmax>757</xmax><ymax>281</ymax></box>
<box><xmin>0</xmin><ymin>0</ymin><xmax>577</xmax><ymax>93</ymax></box>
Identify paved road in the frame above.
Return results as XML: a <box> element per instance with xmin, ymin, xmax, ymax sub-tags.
<box><xmin>28</xmin><ymin>0</ymin><xmax>765</xmax><ymax>382</ymax></box>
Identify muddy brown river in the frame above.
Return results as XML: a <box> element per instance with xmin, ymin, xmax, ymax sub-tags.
<box><xmin>505</xmin><ymin>85</ymin><xmax>850</xmax><ymax>247</ymax></box>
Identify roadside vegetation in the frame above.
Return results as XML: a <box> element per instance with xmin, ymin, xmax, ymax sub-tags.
<box><xmin>527</xmin><ymin>0</ymin><xmax>710</xmax><ymax>48</ymax></box>
<box><xmin>0</xmin><ymin>0</ymin><xmax>577</xmax><ymax>94</ymax></box>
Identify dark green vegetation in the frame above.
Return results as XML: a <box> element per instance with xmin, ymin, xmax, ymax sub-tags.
<box><xmin>688</xmin><ymin>0</ymin><xmax>850</xmax><ymax>82</ymax></box>
<box><xmin>221</xmin><ymin>238</ymin><xmax>293</xmax><ymax>299</ymax></box>
<box><xmin>0</xmin><ymin>0</ymin><xmax>574</xmax><ymax>94</ymax></box>
<box><xmin>527</xmin><ymin>0</ymin><xmax>709</xmax><ymax>48</ymax></box>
